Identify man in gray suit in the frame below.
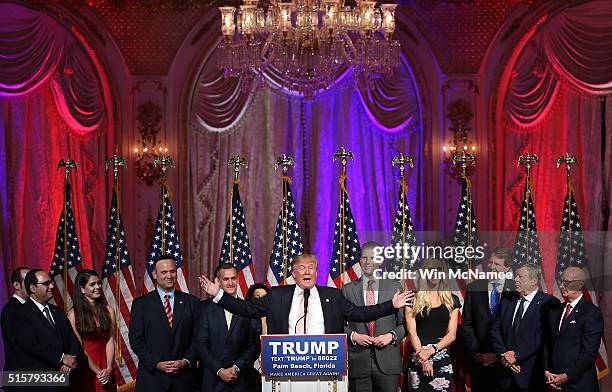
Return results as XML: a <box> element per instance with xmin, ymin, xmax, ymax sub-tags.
<box><xmin>342</xmin><ymin>241</ymin><xmax>406</xmax><ymax>392</ymax></box>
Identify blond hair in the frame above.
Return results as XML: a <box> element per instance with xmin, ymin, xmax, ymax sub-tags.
<box><xmin>412</xmin><ymin>259</ymin><xmax>454</xmax><ymax>317</ymax></box>
<box><xmin>291</xmin><ymin>253</ymin><xmax>318</xmax><ymax>268</ymax></box>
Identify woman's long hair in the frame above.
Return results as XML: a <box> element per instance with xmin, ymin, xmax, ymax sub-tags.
<box><xmin>73</xmin><ymin>269</ymin><xmax>111</xmax><ymax>337</ymax></box>
<box><xmin>245</xmin><ymin>283</ymin><xmax>270</xmax><ymax>301</ymax></box>
<box><xmin>411</xmin><ymin>259</ymin><xmax>454</xmax><ymax>317</ymax></box>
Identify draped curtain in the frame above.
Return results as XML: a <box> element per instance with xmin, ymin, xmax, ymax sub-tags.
<box><xmin>189</xmin><ymin>46</ymin><xmax>423</xmax><ymax>284</ymax></box>
<box><xmin>499</xmin><ymin>0</ymin><xmax>612</xmax><ymax>290</ymax></box>
<box><xmin>0</xmin><ymin>2</ymin><xmax>112</xmax><ymax>310</ymax></box>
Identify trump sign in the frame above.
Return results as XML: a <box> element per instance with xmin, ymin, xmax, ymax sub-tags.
<box><xmin>261</xmin><ymin>334</ymin><xmax>347</xmax><ymax>377</ymax></box>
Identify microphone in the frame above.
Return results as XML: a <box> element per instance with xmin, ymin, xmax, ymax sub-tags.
<box><xmin>303</xmin><ymin>288</ymin><xmax>310</xmax><ymax>334</ymax></box>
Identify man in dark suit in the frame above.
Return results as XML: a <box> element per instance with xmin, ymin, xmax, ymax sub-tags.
<box><xmin>11</xmin><ymin>269</ymin><xmax>85</xmax><ymax>390</ymax></box>
<box><xmin>199</xmin><ymin>253</ymin><xmax>413</xmax><ymax>335</ymax></box>
<box><xmin>1</xmin><ymin>266</ymin><xmax>29</xmax><ymax>374</ymax></box>
<box><xmin>197</xmin><ymin>263</ymin><xmax>261</xmax><ymax>392</ymax></box>
<box><xmin>544</xmin><ymin>266</ymin><xmax>603</xmax><ymax>392</ymax></box>
<box><xmin>490</xmin><ymin>263</ymin><xmax>559</xmax><ymax>392</ymax></box>
<box><xmin>129</xmin><ymin>255</ymin><xmax>201</xmax><ymax>392</ymax></box>
<box><xmin>463</xmin><ymin>248</ymin><xmax>518</xmax><ymax>392</ymax></box>
<box><xmin>342</xmin><ymin>242</ymin><xmax>406</xmax><ymax>392</ymax></box>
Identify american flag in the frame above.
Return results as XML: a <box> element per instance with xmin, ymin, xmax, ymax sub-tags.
<box><xmin>219</xmin><ymin>182</ymin><xmax>255</xmax><ymax>298</ymax></box>
<box><xmin>450</xmin><ymin>176</ymin><xmax>481</xmax><ymax>272</ymax></box>
<box><xmin>448</xmin><ymin>176</ymin><xmax>480</xmax><ymax>392</ymax></box>
<box><xmin>513</xmin><ymin>180</ymin><xmax>542</xmax><ymax>266</ymax></box>
<box><xmin>387</xmin><ymin>180</ymin><xmax>417</xmax><ymax>277</ymax></box>
<box><xmin>328</xmin><ymin>177</ymin><xmax>361</xmax><ymax>288</ymax></box>
<box><xmin>143</xmin><ymin>181</ymin><xmax>189</xmax><ymax>293</ymax></box>
<box><xmin>101</xmin><ymin>186</ymin><xmax>139</xmax><ymax>389</ymax></box>
<box><xmin>50</xmin><ymin>181</ymin><xmax>83</xmax><ymax>309</ymax></box>
<box><xmin>267</xmin><ymin>178</ymin><xmax>303</xmax><ymax>287</ymax></box>
<box><xmin>553</xmin><ymin>179</ymin><xmax>609</xmax><ymax>379</ymax></box>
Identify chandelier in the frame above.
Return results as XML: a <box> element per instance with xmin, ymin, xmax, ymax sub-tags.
<box><xmin>216</xmin><ymin>0</ymin><xmax>401</xmax><ymax>97</ymax></box>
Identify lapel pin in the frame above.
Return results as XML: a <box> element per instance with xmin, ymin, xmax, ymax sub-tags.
<box><xmin>326</xmin><ymin>298</ymin><xmax>330</xmax><ymax>303</ymax></box>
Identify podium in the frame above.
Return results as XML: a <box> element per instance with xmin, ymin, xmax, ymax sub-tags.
<box><xmin>261</xmin><ymin>334</ymin><xmax>348</xmax><ymax>392</ymax></box>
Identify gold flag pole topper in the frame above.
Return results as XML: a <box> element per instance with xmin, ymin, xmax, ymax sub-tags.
<box><xmin>105</xmin><ymin>155</ymin><xmax>126</xmax><ymax>367</ymax></box>
<box><xmin>557</xmin><ymin>153</ymin><xmax>578</xmax><ymax>257</ymax></box>
<box><xmin>453</xmin><ymin>152</ymin><xmax>476</xmax><ymax>269</ymax></box>
<box><xmin>275</xmin><ymin>154</ymin><xmax>295</xmax><ymax>283</ymax></box>
<box><xmin>333</xmin><ymin>147</ymin><xmax>354</xmax><ymax>286</ymax></box>
<box><xmin>57</xmin><ymin>157</ymin><xmax>77</xmax><ymax>312</ymax></box>
<box><xmin>517</xmin><ymin>153</ymin><xmax>539</xmax><ymax>260</ymax></box>
<box><xmin>392</xmin><ymin>153</ymin><xmax>413</xmax><ymax>273</ymax></box>
<box><xmin>154</xmin><ymin>155</ymin><xmax>175</xmax><ymax>255</ymax></box>
<box><xmin>227</xmin><ymin>155</ymin><xmax>247</xmax><ymax>265</ymax></box>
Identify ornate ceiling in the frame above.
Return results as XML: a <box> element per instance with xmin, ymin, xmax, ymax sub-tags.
<box><xmin>41</xmin><ymin>0</ymin><xmax>550</xmax><ymax>75</ymax></box>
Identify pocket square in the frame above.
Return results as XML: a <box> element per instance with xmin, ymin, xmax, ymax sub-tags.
<box><xmin>569</xmin><ymin>320</ymin><xmax>576</xmax><ymax>324</ymax></box>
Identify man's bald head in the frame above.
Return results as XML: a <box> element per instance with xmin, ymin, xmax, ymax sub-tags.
<box><xmin>559</xmin><ymin>266</ymin><xmax>586</xmax><ymax>301</ymax></box>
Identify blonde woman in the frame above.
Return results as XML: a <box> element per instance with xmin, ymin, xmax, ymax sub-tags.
<box><xmin>405</xmin><ymin>259</ymin><xmax>460</xmax><ymax>392</ymax></box>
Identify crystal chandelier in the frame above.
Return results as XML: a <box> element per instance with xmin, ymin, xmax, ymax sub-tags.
<box><xmin>216</xmin><ymin>0</ymin><xmax>401</xmax><ymax>97</ymax></box>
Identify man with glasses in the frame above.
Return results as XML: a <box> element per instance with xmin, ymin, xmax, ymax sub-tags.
<box><xmin>543</xmin><ymin>266</ymin><xmax>603</xmax><ymax>392</ymax></box>
<box><xmin>12</xmin><ymin>269</ymin><xmax>85</xmax><ymax>386</ymax></box>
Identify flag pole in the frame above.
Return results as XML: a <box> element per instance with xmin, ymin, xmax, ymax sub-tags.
<box><xmin>57</xmin><ymin>157</ymin><xmax>77</xmax><ymax>312</ymax></box>
<box><xmin>453</xmin><ymin>152</ymin><xmax>475</xmax><ymax>270</ymax></box>
<box><xmin>557</xmin><ymin>153</ymin><xmax>578</xmax><ymax>260</ymax></box>
<box><xmin>275</xmin><ymin>154</ymin><xmax>295</xmax><ymax>283</ymax></box>
<box><xmin>333</xmin><ymin>148</ymin><xmax>354</xmax><ymax>287</ymax></box>
<box><xmin>228</xmin><ymin>156</ymin><xmax>247</xmax><ymax>265</ymax></box>
<box><xmin>392</xmin><ymin>153</ymin><xmax>414</xmax><ymax>272</ymax></box>
<box><xmin>518</xmin><ymin>153</ymin><xmax>539</xmax><ymax>262</ymax></box>
<box><xmin>105</xmin><ymin>155</ymin><xmax>126</xmax><ymax>366</ymax></box>
<box><xmin>154</xmin><ymin>156</ymin><xmax>175</xmax><ymax>257</ymax></box>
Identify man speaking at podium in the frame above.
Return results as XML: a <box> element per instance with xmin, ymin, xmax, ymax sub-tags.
<box><xmin>199</xmin><ymin>253</ymin><xmax>414</xmax><ymax>336</ymax></box>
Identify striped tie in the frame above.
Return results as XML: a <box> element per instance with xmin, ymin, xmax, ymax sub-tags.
<box><xmin>164</xmin><ymin>294</ymin><xmax>173</xmax><ymax>327</ymax></box>
<box><xmin>366</xmin><ymin>280</ymin><xmax>375</xmax><ymax>336</ymax></box>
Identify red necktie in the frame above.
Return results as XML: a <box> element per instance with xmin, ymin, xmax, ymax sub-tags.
<box><xmin>366</xmin><ymin>280</ymin><xmax>375</xmax><ymax>337</ymax></box>
<box><xmin>560</xmin><ymin>303</ymin><xmax>572</xmax><ymax>329</ymax></box>
<box><xmin>164</xmin><ymin>294</ymin><xmax>173</xmax><ymax>327</ymax></box>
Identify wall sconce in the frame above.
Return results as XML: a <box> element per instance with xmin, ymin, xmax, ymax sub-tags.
<box><xmin>133</xmin><ymin>101</ymin><xmax>168</xmax><ymax>186</ymax></box>
<box><xmin>442</xmin><ymin>99</ymin><xmax>477</xmax><ymax>180</ymax></box>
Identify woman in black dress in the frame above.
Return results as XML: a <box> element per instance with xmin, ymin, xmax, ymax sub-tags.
<box><xmin>405</xmin><ymin>259</ymin><xmax>460</xmax><ymax>392</ymax></box>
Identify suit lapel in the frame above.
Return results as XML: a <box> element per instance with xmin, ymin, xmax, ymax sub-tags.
<box><xmin>559</xmin><ymin>297</ymin><xmax>584</xmax><ymax>335</ymax></box>
<box><xmin>352</xmin><ymin>279</ymin><xmax>365</xmax><ymax>306</ymax></box>
<box><xmin>317</xmin><ymin>286</ymin><xmax>330</xmax><ymax>333</ymax></box>
<box><xmin>517</xmin><ymin>291</ymin><xmax>542</xmax><ymax>334</ymax></box>
<box><xmin>480</xmin><ymin>280</ymin><xmax>492</xmax><ymax>320</ymax></box>
<box><xmin>171</xmin><ymin>292</ymin><xmax>184</xmax><ymax>334</ymax></box>
<box><xmin>280</xmin><ymin>286</ymin><xmax>293</xmax><ymax>333</ymax></box>
<box><xmin>227</xmin><ymin>309</ymin><xmax>239</xmax><ymax>337</ymax></box>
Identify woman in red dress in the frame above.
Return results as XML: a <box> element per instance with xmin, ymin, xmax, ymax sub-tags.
<box><xmin>68</xmin><ymin>269</ymin><xmax>116</xmax><ymax>391</ymax></box>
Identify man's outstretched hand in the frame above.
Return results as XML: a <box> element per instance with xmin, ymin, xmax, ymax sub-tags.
<box><xmin>199</xmin><ymin>275</ymin><xmax>221</xmax><ymax>297</ymax></box>
<box><xmin>392</xmin><ymin>289</ymin><xmax>415</xmax><ymax>309</ymax></box>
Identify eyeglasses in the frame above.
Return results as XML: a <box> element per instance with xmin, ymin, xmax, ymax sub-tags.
<box><xmin>558</xmin><ymin>279</ymin><xmax>583</xmax><ymax>288</ymax></box>
<box><xmin>34</xmin><ymin>280</ymin><xmax>54</xmax><ymax>287</ymax></box>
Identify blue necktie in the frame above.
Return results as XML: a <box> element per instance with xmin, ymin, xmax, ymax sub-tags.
<box><xmin>490</xmin><ymin>282</ymin><xmax>500</xmax><ymax>318</ymax></box>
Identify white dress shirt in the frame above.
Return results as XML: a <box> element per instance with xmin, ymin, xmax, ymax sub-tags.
<box><xmin>30</xmin><ymin>297</ymin><xmax>56</xmax><ymax>324</ymax></box>
<box><xmin>511</xmin><ymin>289</ymin><xmax>538</xmax><ymax>324</ymax></box>
<box><xmin>288</xmin><ymin>286</ymin><xmax>325</xmax><ymax>335</ymax></box>
<box><xmin>13</xmin><ymin>294</ymin><xmax>26</xmax><ymax>304</ymax></box>
<box><xmin>558</xmin><ymin>294</ymin><xmax>582</xmax><ymax>331</ymax></box>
